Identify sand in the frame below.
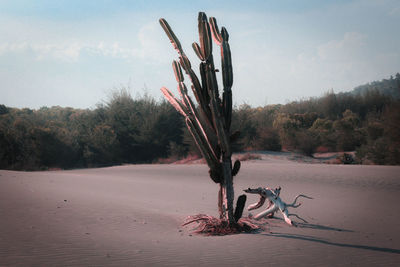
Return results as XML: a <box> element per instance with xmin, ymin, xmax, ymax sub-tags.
<box><xmin>1</xmin><ymin>160</ymin><xmax>400</xmax><ymax>266</ymax></box>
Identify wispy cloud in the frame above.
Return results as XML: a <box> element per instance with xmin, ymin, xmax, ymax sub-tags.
<box><xmin>317</xmin><ymin>32</ymin><xmax>367</xmax><ymax>61</ymax></box>
<box><xmin>389</xmin><ymin>6</ymin><xmax>400</xmax><ymax>16</ymax></box>
<box><xmin>0</xmin><ymin>27</ymin><xmax>169</xmax><ymax>63</ymax></box>
<box><xmin>0</xmin><ymin>15</ymin><xmax>170</xmax><ymax>63</ymax></box>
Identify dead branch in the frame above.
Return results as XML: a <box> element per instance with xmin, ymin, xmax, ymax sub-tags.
<box><xmin>244</xmin><ymin>187</ymin><xmax>313</xmax><ymax>226</ymax></box>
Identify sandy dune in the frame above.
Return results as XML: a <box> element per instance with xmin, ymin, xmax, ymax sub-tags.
<box><xmin>1</xmin><ymin>161</ymin><xmax>400</xmax><ymax>266</ymax></box>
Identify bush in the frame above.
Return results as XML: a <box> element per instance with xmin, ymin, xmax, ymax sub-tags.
<box><xmin>295</xmin><ymin>130</ymin><xmax>319</xmax><ymax>156</ymax></box>
<box><xmin>254</xmin><ymin>127</ymin><xmax>281</xmax><ymax>151</ymax></box>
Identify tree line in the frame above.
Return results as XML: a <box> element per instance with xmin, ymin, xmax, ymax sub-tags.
<box><xmin>0</xmin><ymin>91</ymin><xmax>183</xmax><ymax>170</ymax></box>
<box><xmin>1</xmin><ymin>75</ymin><xmax>399</xmax><ymax>170</ymax></box>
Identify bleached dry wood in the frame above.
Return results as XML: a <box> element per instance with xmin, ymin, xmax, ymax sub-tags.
<box><xmin>244</xmin><ymin>187</ymin><xmax>313</xmax><ymax>226</ymax></box>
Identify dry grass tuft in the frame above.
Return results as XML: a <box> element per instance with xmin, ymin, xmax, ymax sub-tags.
<box><xmin>182</xmin><ymin>214</ymin><xmax>265</xmax><ymax>236</ymax></box>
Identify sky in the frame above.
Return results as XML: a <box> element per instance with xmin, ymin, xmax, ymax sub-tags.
<box><xmin>0</xmin><ymin>0</ymin><xmax>399</xmax><ymax>109</ymax></box>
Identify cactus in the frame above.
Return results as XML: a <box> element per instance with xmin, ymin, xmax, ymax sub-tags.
<box><xmin>159</xmin><ymin>12</ymin><xmax>240</xmax><ymax>224</ymax></box>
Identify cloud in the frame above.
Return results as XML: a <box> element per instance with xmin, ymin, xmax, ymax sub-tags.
<box><xmin>88</xmin><ymin>41</ymin><xmax>132</xmax><ymax>59</ymax></box>
<box><xmin>0</xmin><ymin>18</ymin><xmax>170</xmax><ymax>63</ymax></box>
<box><xmin>232</xmin><ymin>30</ymin><xmax>389</xmax><ymax>106</ymax></box>
<box><xmin>35</xmin><ymin>42</ymin><xmax>83</xmax><ymax>61</ymax></box>
<box><xmin>0</xmin><ymin>42</ymin><xmax>28</xmax><ymax>55</ymax></box>
<box><xmin>287</xmin><ymin>31</ymin><xmax>400</xmax><ymax>99</ymax></box>
<box><xmin>389</xmin><ymin>6</ymin><xmax>400</xmax><ymax>16</ymax></box>
<box><xmin>0</xmin><ymin>39</ymin><xmax>161</xmax><ymax>63</ymax></box>
<box><xmin>0</xmin><ymin>42</ymin><xmax>82</xmax><ymax>62</ymax></box>
<box><xmin>317</xmin><ymin>32</ymin><xmax>366</xmax><ymax>61</ymax></box>
<box><xmin>289</xmin><ymin>32</ymin><xmax>370</xmax><ymax>91</ymax></box>
<box><xmin>88</xmin><ymin>21</ymin><xmax>172</xmax><ymax>63</ymax></box>
<box><xmin>231</xmin><ymin>32</ymin><xmax>371</xmax><ymax>105</ymax></box>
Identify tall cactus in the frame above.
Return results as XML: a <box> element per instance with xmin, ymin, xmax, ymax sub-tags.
<box><xmin>159</xmin><ymin>12</ymin><xmax>241</xmax><ymax>224</ymax></box>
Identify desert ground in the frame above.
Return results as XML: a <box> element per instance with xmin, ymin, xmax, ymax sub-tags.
<box><xmin>1</xmin><ymin>157</ymin><xmax>400</xmax><ymax>266</ymax></box>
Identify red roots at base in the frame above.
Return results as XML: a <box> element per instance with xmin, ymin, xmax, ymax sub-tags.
<box><xmin>182</xmin><ymin>214</ymin><xmax>265</xmax><ymax>236</ymax></box>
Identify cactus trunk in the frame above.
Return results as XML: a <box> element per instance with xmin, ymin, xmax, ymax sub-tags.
<box><xmin>159</xmin><ymin>12</ymin><xmax>240</xmax><ymax>225</ymax></box>
<box><xmin>219</xmin><ymin>158</ymin><xmax>235</xmax><ymax>222</ymax></box>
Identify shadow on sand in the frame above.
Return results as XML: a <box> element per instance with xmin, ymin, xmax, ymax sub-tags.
<box><xmin>258</xmin><ymin>218</ymin><xmax>399</xmax><ymax>254</ymax></box>
<box><xmin>295</xmin><ymin>222</ymin><xmax>354</xmax><ymax>232</ymax></box>
<box><xmin>263</xmin><ymin>232</ymin><xmax>400</xmax><ymax>254</ymax></box>
<box><xmin>267</xmin><ymin>217</ymin><xmax>353</xmax><ymax>232</ymax></box>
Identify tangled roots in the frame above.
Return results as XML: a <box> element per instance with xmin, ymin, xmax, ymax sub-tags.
<box><xmin>182</xmin><ymin>214</ymin><xmax>265</xmax><ymax>236</ymax></box>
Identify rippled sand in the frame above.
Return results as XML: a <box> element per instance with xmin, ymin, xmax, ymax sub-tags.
<box><xmin>1</xmin><ymin>161</ymin><xmax>399</xmax><ymax>266</ymax></box>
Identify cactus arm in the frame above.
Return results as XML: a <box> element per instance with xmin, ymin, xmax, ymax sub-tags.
<box><xmin>179</xmin><ymin>54</ymin><xmax>192</xmax><ymax>71</ymax></box>
<box><xmin>221</xmin><ymin>27</ymin><xmax>229</xmax><ymax>42</ymax></box>
<box><xmin>210</xmin><ymin>22</ymin><xmax>231</xmax><ymax>136</ymax></box>
<box><xmin>172</xmin><ymin>61</ymin><xmax>186</xmax><ymax>100</ymax></box>
<box><xmin>179</xmin><ymin>83</ymin><xmax>219</xmax><ymax>162</ymax></box>
<box><xmin>185</xmin><ymin>118</ymin><xmax>221</xmax><ymax>183</ymax></box>
<box><xmin>180</xmin><ymin>58</ymin><xmax>205</xmax><ymax>110</ymax></box>
<box><xmin>223</xmin><ymin>91</ymin><xmax>232</xmax><ymax>130</ymax></box>
<box><xmin>159</xmin><ymin>18</ymin><xmax>183</xmax><ymax>54</ymax></box>
<box><xmin>199</xmin><ymin>63</ymin><xmax>210</xmax><ymax>102</ymax></box>
<box><xmin>210</xmin><ymin>16</ymin><xmax>233</xmax><ymax>130</ymax></box>
<box><xmin>221</xmin><ymin>41</ymin><xmax>233</xmax><ymax>89</ymax></box>
<box><xmin>159</xmin><ymin>18</ymin><xmax>207</xmax><ymax>114</ymax></box>
<box><xmin>160</xmin><ymin>87</ymin><xmax>187</xmax><ymax>116</ymax></box>
<box><xmin>192</xmin><ymin>42</ymin><xmax>205</xmax><ymax>61</ymax></box>
<box><xmin>170</xmin><ymin>61</ymin><xmax>213</xmax><ymax>142</ymax></box>
<box><xmin>209</xmin><ymin>17</ymin><xmax>222</xmax><ymax>45</ymax></box>
<box><xmin>232</xmin><ymin>160</ymin><xmax>241</xmax><ymax>176</ymax></box>
<box><xmin>199</xmin><ymin>63</ymin><xmax>212</xmax><ymax>117</ymax></box>
<box><xmin>172</xmin><ymin>60</ymin><xmax>184</xmax><ymax>83</ymax></box>
<box><xmin>205</xmin><ymin>61</ymin><xmax>231</xmax><ymax>156</ymax></box>
<box><xmin>222</xmin><ymin>42</ymin><xmax>233</xmax><ymax>129</ymax></box>
<box><xmin>198</xmin><ymin>12</ymin><xmax>212</xmax><ymax>60</ymax></box>
<box><xmin>186</xmin><ymin>116</ymin><xmax>219</xmax><ymax>168</ymax></box>
<box><xmin>160</xmin><ymin>21</ymin><xmax>219</xmax><ymax>162</ymax></box>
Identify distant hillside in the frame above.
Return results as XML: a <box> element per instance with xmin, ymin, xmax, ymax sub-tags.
<box><xmin>351</xmin><ymin>73</ymin><xmax>400</xmax><ymax>99</ymax></box>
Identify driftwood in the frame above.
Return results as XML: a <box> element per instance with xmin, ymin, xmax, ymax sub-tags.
<box><xmin>244</xmin><ymin>187</ymin><xmax>313</xmax><ymax>226</ymax></box>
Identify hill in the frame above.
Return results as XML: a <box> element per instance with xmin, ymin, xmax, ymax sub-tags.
<box><xmin>351</xmin><ymin>73</ymin><xmax>400</xmax><ymax>99</ymax></box>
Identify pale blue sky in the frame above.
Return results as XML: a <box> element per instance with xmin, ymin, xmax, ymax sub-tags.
<box><xmin>1</xmin><ymin>0</ymin><xmax>399</xmax><ymax>109</ymax></box>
